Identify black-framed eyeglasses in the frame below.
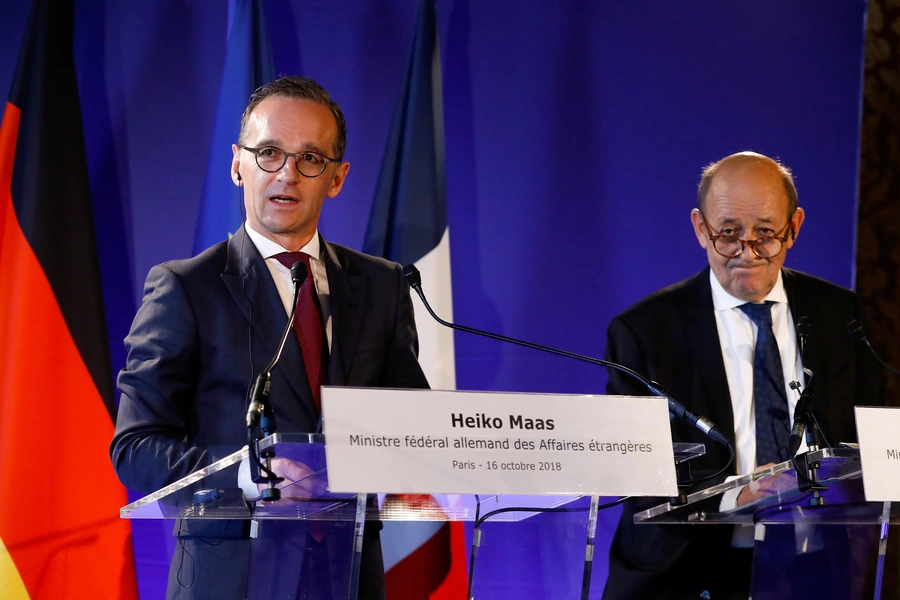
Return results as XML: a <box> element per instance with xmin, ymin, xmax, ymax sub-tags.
<box><xmin>239</xmin><ymin>145</ymin><xmax>342</xmax><ymax>178</ymax></box>
<box><xmin>699</xmin><ymin>212</ymin><xmax>792</xmax><ymax>259</ymax></box>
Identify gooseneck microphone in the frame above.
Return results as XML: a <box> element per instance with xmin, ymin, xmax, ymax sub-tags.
<box><xmin>788</xmin><ymin>316</ymin><xmax>814</xmax><ymax>455</ymax></box>
<box><xmin>848</xmin><ymin>319</ymin><xmax>900</xmax><ymax>376</ymax></box>
<box><xmin>245</xmin><ymin>261</ymin><xmax>307</xmax><ymax>501</ymax></box>
<box><xmin>403</xmin><ymin>264</ymin><xmax>730</xmax><ymax>447</ymax></box>
<box><xmin>246</xmin><ymin>261</ymin><xmax>308</xmax><ymax>428</ymax></box>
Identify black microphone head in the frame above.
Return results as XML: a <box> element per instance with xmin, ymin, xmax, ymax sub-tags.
<box><xmin>402</xmin><ymin>264</ymin><xmax>422</xmax><ymax>288</ymax></box>
<box><xmin>290</xmin><ymin>261</ymin><xmax>308</xmax><ymax>285</ymax></box>
<box><xmin>796</xmin><ymin>316</ymin><xmax>810</xmax><ymax>337</ymax></box>
<box><xmin>847</xmin><ymin>320</ymin><xmax>867</xmax><ymax>343</ymax></box>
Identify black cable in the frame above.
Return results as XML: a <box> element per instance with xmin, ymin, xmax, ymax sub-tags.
<box><xmin>679</xmin><ymin>441</ymin><xmax>736</xmax><ymax>486</ymax></box>
<box><xmin>466</xmin><ymin>496</ymin><xmax>629</xmax><ymax>596</ymax></box>
<box><xmin>404</xmin><ymin>265</ymin><xmax>731</xmax><ymax>448</ymax></box>
<box><xmin>475</xmin><ymin>504</ymin><xmax>588</xmax><ymax>528</ymax></box>
<box><xmin>240</xmin><ymin>192</ymin><xmax>254</xmax><ymax>408</ymax></box>
<box><xmin>808</xmin><ymin>413</ymin><xmax>833</xmax><ymax>450</ymax></box>
<box><xmin>246</xmin><ymin>428</ymin><xmax>281</xmax><ymax>485</ymax></box>
<box><xmin>790</xmin><ymin>452</ymin><xmax>816</xmax><ymax>486</ymax></box>
<box><xmin>466</xmin><ymin>495</ymin><xmax>481</xmax><ymax>600</ymax></box>
<box><xmin>175</xmin><ymin>519</ymin><xmax>229</xmax><ymax>589</ymax></box>
<box><xmin>789</xmin><ymin>415</ymin><xmax>834</xmax><ymax>491</ymax></box>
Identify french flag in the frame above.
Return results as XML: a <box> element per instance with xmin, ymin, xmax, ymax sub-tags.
<box><xmin>362</xmin><ymin>0</ymin><xmax>466</xmax><ymax>596</ymax></box>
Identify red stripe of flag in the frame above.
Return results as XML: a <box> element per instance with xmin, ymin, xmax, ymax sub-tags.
<box><xmin>0</xmin><ymin>0</ymin><xmax>137</xmax><ymax>597</ymax></box>
<box><xmin>382</xmin><ymin>495</ymin><xmax>467</xmax><ymax>598</ymax></box>
<box><xmin>385</xmin><ymin>521</ymin><xmax>468</xmax><ymax>599</ymax></box>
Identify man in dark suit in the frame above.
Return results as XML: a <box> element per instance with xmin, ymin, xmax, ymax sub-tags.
<box><xmin>602</xmin><ymin>152</ymin><xmax>881</xmax><ymax>599</ymax></box>
<box><xmin>111</xmin><ymin>77</ymin><xmax>428</xmax><ymax>599</ymax></box>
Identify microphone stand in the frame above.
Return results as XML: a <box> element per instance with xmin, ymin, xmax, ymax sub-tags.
<box><xmin>849</xmin><ymin>319</ymin><xmax>900</xmax><ymax>375</ymax></box>
<box><xmin>246</xmin><ymin>261</ymin><xmax>308</xmax><ymax>501</ymax></box>
<box><xmin>789</xmin><ymin>374</ymin><xmax>828</xmax><ymax>504</ymax></box>
<box><xmin>799</xmin><ymin>419</ymin><xmax>828</xmax><ymax>506</ymax></box>
<box><xmin>789</xmin><ymin>317</ymin><xmax>828</xmax><ymax>504</ymax></box>
<box><xmin>405</xmin><ymin>265</ymin><xmax>735</xmax><ymax>600</ymax></box>
<box><xmin>403</xmin><ymin>264</ymin><xmax>732</xmax><ymax>449</ymax></box>
<box><xmin>406</xmin><ymin>265</ymin><xmax>740</xmax><ymax>502</ymax></box>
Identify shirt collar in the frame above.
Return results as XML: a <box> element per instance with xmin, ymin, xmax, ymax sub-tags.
<box><xmin>244</xmin><ymin>222</ymin><xmax>322</xmax><ymax>262</ymax></box>
<box><xmin>709</xmin><ymin>267</ymin><xmax>787</xmax><ymax>311</ymax></box>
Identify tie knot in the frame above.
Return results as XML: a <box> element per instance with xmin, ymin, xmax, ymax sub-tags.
<box><xmin>739</xmin><ymin>301</ymin><xmax>775</xmax><ymax>328</ymax></box>
<box><xmin>273</xmin><ymin>251</ymin><xmax>312</xmax><ymax>272</ymax></box>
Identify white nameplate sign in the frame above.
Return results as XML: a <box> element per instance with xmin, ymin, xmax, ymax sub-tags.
<box><xmin>322</xmin><ymin>387</ymin><xmax>677</xmax><ymax>496</ymax></box>
<box><xmin>855</xmin><ymin>406</ymin><xmax>900</xmax><ymax>501</ymax></box>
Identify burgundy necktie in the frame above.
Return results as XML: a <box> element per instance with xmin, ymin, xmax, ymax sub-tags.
<box><xmin>273</xmin><ymin>252</ymin><xmax>325</xmax><ymax>413</ymax></box>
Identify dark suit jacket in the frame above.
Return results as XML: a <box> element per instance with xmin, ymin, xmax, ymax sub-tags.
<box><xmin>111</xmin><ymin>227</ymin><xmax>428</xmax><ymax>599</ymax></box>
<box><xmin>602</xmin><ymin>267</ymin><xmax>882</xmax><ymax>600</ymax></box>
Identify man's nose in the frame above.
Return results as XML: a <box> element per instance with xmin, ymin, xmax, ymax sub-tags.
<box><xmin>278</xmin><ymin>157</ymin><xmax>301</xmax><ymax>182</ymax></box>
<box><xmin>739</xmin><ymin>239</ymin><xmax>764</xmax><ymax>261</ymax></box>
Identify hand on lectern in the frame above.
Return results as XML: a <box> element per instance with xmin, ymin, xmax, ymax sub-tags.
<box><xmin>736</xmin><ymin>463</ymin><xmax>794</xmax><ymax>507</ymax></box>
<box><xmin>259</xmin><ymin>457</ymin><xmax>326</xmax><ymax>497</ymax></box>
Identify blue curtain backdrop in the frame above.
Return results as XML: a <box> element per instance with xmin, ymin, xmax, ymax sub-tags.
<box><xmin>0</xmin><ymin>1</ymin><xmax>868</xmax><ymax>597</ymax></box>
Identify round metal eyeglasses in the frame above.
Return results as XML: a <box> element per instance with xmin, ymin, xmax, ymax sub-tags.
<box><xmin>239</xmin><ymin>145</ymin><xmax>341</xmax><ymax>178</ymax></box>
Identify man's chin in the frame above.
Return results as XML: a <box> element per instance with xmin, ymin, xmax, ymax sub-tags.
<box><xmin>731</xmin><ymin>280</ymin><xmax>771</xmax><ymax>303</ymax></box>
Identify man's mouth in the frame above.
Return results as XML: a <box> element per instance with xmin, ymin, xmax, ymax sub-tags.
<box><xmin>730</xmin><ymin>261</ymin><xmax>765</xmax><ymax>270</ymax></box>
<box><xmin>269</xmin><ymin>195</ymin><xmax>298</xmax><ymax>204</ymax></box>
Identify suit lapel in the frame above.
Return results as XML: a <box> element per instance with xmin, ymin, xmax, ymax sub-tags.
<box><xmin>323</xmin><ymin>239</ymin><xmax>367</xmax><ymax>386</ymax></box>
<box><xmin>221</xmin><ymin>226</ymin><xmax>318</xmax><ymax>424</ymax></box>
<box><xmin>682</xmin><ymin>268</ymin><xmax>736</xmax><ymax>442</ymax></box>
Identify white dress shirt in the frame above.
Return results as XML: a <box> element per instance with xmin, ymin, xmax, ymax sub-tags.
<box><xmin>709</xmin><ymin>269</ymin><xmax>807</xmax><ymax>476</ymax></box>
<box><xmin>712</xmin><ymin>270</ymin><xmax>814</xmax><ymax>544</ymax></box>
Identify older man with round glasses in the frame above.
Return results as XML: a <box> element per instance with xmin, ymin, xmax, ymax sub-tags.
<box><xmin>601</xmin><ymin>151</ymin><xmax>881</xmax><ymax>599</ymax></box>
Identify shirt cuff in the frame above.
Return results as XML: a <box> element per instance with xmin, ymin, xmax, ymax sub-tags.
<box><xmin>718</xmin><ymin>474</ymin><xmax>743</xmax><ymax>512</ymax></box>
<box><xmin>238</xmin><ymin>456</ymin><xmax>258</xmax><ymax>497</ymax></box>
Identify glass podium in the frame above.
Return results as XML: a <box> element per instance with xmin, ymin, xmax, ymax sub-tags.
<box><xmin>122</xmin><ymin>434</ymin><xmax>706</xmax><ymax>599</ymax></box>
<box><xmin>634</xmin><ymin>445</ymin><xmax>897</xmax><ymax>599</ymax></box>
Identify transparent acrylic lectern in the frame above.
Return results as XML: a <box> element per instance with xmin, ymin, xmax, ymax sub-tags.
<box><xmin>122</xmin><ymin>434</ymin><xmax>706</xmax><ymax>599</ymax></box>
<box><xmin>634</xmin><ymin>445</ymin><xmax>898</xmax><ymax>600</ymax></box>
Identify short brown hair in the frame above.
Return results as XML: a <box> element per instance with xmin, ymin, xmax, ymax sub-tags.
<box><xmin>697</xmin><ymin>151</ymin><xmax>798</xmax><ymax>218</ymax></box>
<box><xmin>238</xmin><ymin>76</ymin><xmax>347</xmax><ymax>160</ymax></box>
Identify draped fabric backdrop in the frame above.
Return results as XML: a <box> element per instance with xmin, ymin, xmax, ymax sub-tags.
<box><xmin>857</xmin><ymin>2</ymin><xmax>900</xmax><ymax>593</ymax></box>
<box><xmin>858</xmin><ymin>0</ymin><xmax>900</xmax><ymax>407</ymax></box>
<box><xmin>0</xmin><ymin>0</ymin><xmax>885</xmax><ymax>597</ymax></box>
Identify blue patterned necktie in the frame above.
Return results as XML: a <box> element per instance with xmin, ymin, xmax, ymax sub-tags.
<box><xmin>739</xmin><ymin>301</ymin><xmax>791</xmax><ymax>465</ymax></box>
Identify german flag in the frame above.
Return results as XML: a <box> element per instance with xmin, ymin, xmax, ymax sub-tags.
<box><xmin>0</xmin><ymin>0</ymin><xmax>138</xmax><ymax>598</ymax></box>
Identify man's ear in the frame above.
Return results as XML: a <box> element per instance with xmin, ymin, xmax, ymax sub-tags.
<box><xmin>785</xmin><ymin>207</ymin><xmax>805</xmax><ymax>249</ymax></box>
<box><xmin>690</xmin><ymin>208</ymin><xmax>709</xmax><ymax>249</ymax></box>
<box><xmin>231</xmin><ymin>144</ymin><xmax>243</xmax><ymax>186</ymax></box>
<box><xmin>326</xmin><ymin>161</ymin><xmax>351</xmax><ymax>198</ymax></box>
